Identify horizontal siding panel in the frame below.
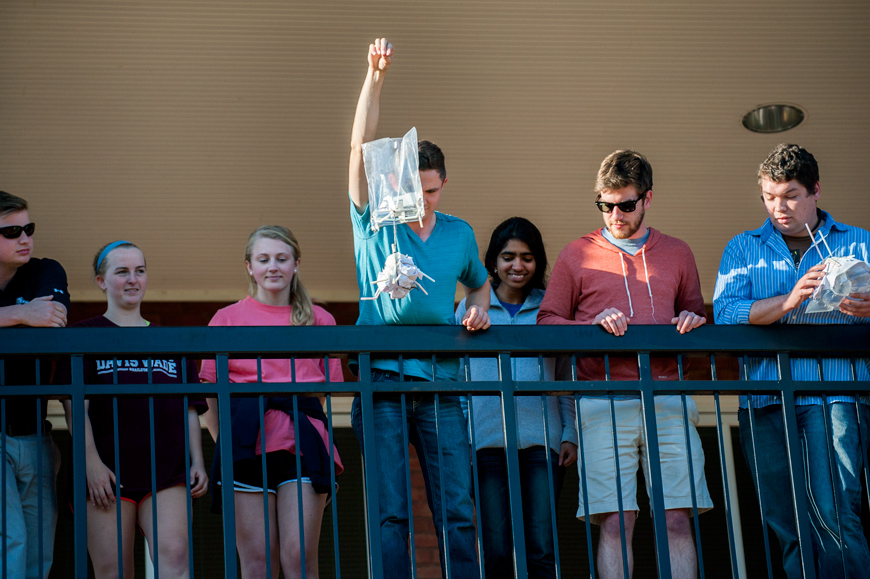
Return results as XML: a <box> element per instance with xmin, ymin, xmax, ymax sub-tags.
<box><xmin>1</xmin><ymin>0</ymin><xmax>867</xmax><ymax>303</ymax></box>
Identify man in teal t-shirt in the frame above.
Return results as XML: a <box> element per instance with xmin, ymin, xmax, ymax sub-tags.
<box><xmin>348</xmin><ymin>38</ymin><xmax>490</xmax><ymax>579</ymax></box>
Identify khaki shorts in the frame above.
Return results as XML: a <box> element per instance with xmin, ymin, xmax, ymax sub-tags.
<box><xmin>575</xmin><ymin>396</ymin><xmax>713</xmax><ymax>524</ymax></box>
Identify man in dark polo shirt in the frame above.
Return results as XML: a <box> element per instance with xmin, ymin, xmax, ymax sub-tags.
<box><xmin>0</xmin><ymin>190</ymin><xmax>68</xmax><ymax>578</ymax></box>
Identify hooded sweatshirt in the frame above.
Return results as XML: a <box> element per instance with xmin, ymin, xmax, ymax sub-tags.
<box><xmin>537</xmin><ymin>228</ymin><xmax>705</xmax><ymax>381</ymax></box>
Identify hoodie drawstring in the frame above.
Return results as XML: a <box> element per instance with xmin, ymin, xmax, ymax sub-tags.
<box><xmin>641</xmin><ymin>247</ymin><xmax>657</xmax><ymax>323</ymax></box>
<box><xmin>619</xmin><ymin>253</ymin><xmax>634</xmax><ymax>318</ymax></box>
<box><xmin>619</xmin><ymin>248</ymin><xmax>657</xmax><ymax>322</ymax></box>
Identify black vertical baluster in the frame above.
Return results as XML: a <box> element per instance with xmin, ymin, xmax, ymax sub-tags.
<box><xmin>181</xmin><ymin>359</ymin><xmax>195</xmax><ymax>578</ymax></box>
<box><xmin>741</xmin><ymin>356</ymin><xmax>774</xmax><ymax>579</ymax></box>
<box><xmin>604</xmin><ymin>354</ymin><xmax>630</xmax><ymax>579</ymax></box>
<box><xmin>431</xmin><ymin>354</ymin><xmax>453</xmax><ymax>577</ymax></box>
<box><xmin>499</xmin><ymin>352</ymin><xmax>528</xmax><ymax>578</ymax></box>
<box><xmin>258</xmin><ymin>394</ymin><xmax>271</xmax><ymax>579</ymax></box>
<box><xmin>112</xmin><ymin>359</ymin><xmax>124</xmax><ymax>579</ymax></box>
<box><xmin>713</xmin><ymin>392</ymin><xmax>740</xmax><ymax>579</ymax></box>
<box><xmin>574</xmin><ymin>391</ymin><xmax>595</xmax><ymax>578</ymax></box>
<box><xmin>257</xmin><ymin>357</ymin><xmax>272</xmax><ymax>579</ymax></box>
<box><xmin>34</xmin><ymin>361</ymin><xmax>44</xmax><ymax>579</ymax></box>
<box><xmin>434</xmin><ymin>392</ymin><xmax>451</xmax><ymax>577</ymax></box>
<box><xmin>777</xmin><ymin>353</ymin><xmax>817</xmax><ymax>579</ymax></box>
<box><xmin>680</xmin><ymin>392</ymin><xmax>704</xmax><ymax>579</ymax></box>
<box><xmin>70</xmin><ymin>355</ymin><xmax>89</xmax><ymax>578</ymax></box>
<box><xmin>399</xmin><ymin>392</ymin><xmax>422</xmax><ymax>579</ymax></box>
<box><xmin>607</xmin><ymin>395</ymin><xmax>630</xmax><ymax>579</ymax></box>
<box><xmin>325</xmin><ymin>369</ymin><xmax>341</xmax><ymax>579</ymax></box>
<box><xmin>817</xmin><ymin>358</ymin><xmax>847</xmax><ymax>576</ymax></box>
<box><xmin>112</xmin><ymin>396</ymin><xmax>124</xmax><ymax>578</ymax></box>
<box><xmin>290</xmin><ymin>359</ymin><xmax>306</xmax><ymax>579</ymax></box>
<box><xmin>745</xmin><ymin>396</ymin><xmax>774</xmax><ymax>579</ymax></box>
<box><xmin>399</xmin><ymin>355</ymin><xmax>418</xmax><ymax>578</ymax></box>
<box><xmin>146</xmin><ymin>360</ymin><xmax>160</xmax><ymax>579</ymax></box>
<box><xmin>323</xmin><ymin>358</ymin><xmax>341</xmax><ymax>578</ymax></box>
<box><xmin>466</xmin><ymin>355</ymin><xmax>484</xmax><ymax>579</ymax></box>
<box><xmin>637</xmin><ymin>352</ymin><xmax>672</xmax><ymax>579</ymax></box>
<box><xmin>708</xmin><ymin>354</ymin><xmax>739</xmax><ymax>579</ymax></box>
<box><xmin>292</xmin><ymin>395</ymin><xmax>306</xmax><ymax>579</ymax></box>
<box><xmin>216</xmin><ymin>353</ymin><xmax>238</xmax><ymax>577</ymax></box>
<box><xmin>679</xmin><ymin>354</ymin><xmax>707</xmax><ymax>577</ymax></box>
<box><xmin>399</xmin><ymin>355</ymin><xmax>404</xmax><ymax>382</ymax></box>
<box><xmin>182</xmin><ymin>391</ymin><xmax>195</xmax><ymax>578</ymax></box>
<box><xmin>540</xmin><ymin>354</ymin><xmax>561</xmax><ymax>577</ymax></box>
<box><xmin>358</xmin><ymin>353</ymin><xmax>383</xmax><ymax>578</ymax></box>
<box><xmin>1</xmin><ymin>392</ymin><xmax>6</xmax><ymax>579</ymax></box>
<box><xmin>540</xmin><ymin>392</ymin><xmax>561</xmax><ymax>579</ymax></box>
<box><xmin>572</xmin><ymin>354</ymin><xmax>595</xmax><ymax>578</ymax></box>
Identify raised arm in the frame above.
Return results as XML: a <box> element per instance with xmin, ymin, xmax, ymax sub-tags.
<box><xmin>349</xmin><ymin>38</ymin><xmax>393</xmax><ymax>212</ymax></box>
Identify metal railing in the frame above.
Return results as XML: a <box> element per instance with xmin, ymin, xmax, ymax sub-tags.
<box><xmin>1</xmin><ymin>324</ymin><xmax>868</xmax><ymax>578</ymax></box>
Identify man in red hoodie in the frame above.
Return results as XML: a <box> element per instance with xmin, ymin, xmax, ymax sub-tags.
<box><xmin>538</xmin><ymin>150</ymin><xmax>712</xmax><ymax>579</ymax></box>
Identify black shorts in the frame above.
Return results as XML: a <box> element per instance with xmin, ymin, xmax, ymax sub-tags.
<box><xmin>220</xmin><ymin>450</ymin><xmax>309</xmax><ymax>494</ymax></box>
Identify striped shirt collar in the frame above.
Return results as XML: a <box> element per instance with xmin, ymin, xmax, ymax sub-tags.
<box><xmin>748</xmin><ymin>209</ymin><xmax>847</xmax><ymax>244</ymax></box>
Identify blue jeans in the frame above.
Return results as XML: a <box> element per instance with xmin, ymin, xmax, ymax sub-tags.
<box><xmin>2</xmin><ymin>433</ymin><xmax>60</xmax><ymax>579</ymax></box>
<box><xmin>476</xmin><ymin>446</ymin><xmax>565</xmax><ymax>579</ymax></box>
<box><xmin>351</xmin><ymin>372</ymin><xmax>480</xmax><ymax>579</ymax></box>
<box><xmin>739</xmin><ymin>403</ymin><xmax>870</xmax><ymax>579</ymax></box>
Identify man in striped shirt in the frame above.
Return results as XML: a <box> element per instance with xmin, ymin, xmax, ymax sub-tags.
<box><xmin>713</xmin><ymin>143</ymin><xmax>870</xmax><ymax>578</ymax></box>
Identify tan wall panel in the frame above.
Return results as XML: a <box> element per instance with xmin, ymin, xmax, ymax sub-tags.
<box><xmin>2</xmin><ymin>1</ymin><xmax>868</xmax><ymax>304</ymax></box>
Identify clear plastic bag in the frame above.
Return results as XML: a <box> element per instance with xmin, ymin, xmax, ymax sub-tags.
<box><xmin>805</xmin><ymin>257</ymin><xmax>870</xmax><ymax>313</ymax></box>
<box><xmin>362</xmin><ymin>127</ymin><xmax>424</xmax><ymax>232</ymax></box>
<box><xmin>359</xmin><ymin>127</ymin><xmax>434</xmax><ymax>301</ymax></box>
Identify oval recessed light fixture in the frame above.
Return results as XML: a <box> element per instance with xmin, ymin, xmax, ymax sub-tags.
<box><xmin>742</xmin><ymin>104</ymin><xmax>805</xmax><ymax>133</ymax></box>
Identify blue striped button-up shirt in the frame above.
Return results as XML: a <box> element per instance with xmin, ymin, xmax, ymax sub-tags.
<box><xmin>713</xmin><ymin>210</ymin><xmax>870</xmax><ymax>408</ymax></box>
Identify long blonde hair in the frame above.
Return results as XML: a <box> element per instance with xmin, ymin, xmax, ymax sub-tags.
<box><xmin>244</xmin><ymin>225</ymin><xmax>314</xmax><ymax>326</ymax></box>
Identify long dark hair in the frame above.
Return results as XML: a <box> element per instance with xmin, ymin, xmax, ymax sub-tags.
<box><xmin>484</xmin><ymin>217</ymin><xmax>548</xmax><ymax>293</ymax></box>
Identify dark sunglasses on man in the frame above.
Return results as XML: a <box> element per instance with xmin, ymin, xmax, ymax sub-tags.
<box><xmin>594</xmin><ymin>192</ymin><xmax>647</xmax><ymax>214</ymax></box>
<box><xmin>0</xmin><ymin>223</ymin><xmax>36</xmax><ymax>239</ymax></box>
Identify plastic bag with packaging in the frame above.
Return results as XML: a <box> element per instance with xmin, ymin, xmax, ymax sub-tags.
<box><xmin>806</xmin><ymin>256</ymin><xmax>870</xmax><ymax>313</ymax></box>
<box><xmin>362</xmin><ymin>126</ymin><xmax>425</xmax><ymax>232</ymax></box>
<box><xmin>359</xmin><ymin>127</ymin><xmax>435</xmax><ymax>301</ymax></box>
<box><xmin>803</xmin><ymin>225</ymin><xmax>870</xmax><ymax>313</ymax></box>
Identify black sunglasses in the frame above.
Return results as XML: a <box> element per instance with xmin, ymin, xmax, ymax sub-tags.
<box><xmin>594</xmin><ymin>192</ymin><xmax>647</xmax><ymax>214</ymax></box>
<box><xmin>0</xmin><ymin>222</ymin><xmax>35</xmax><ymax>239</ymax></box>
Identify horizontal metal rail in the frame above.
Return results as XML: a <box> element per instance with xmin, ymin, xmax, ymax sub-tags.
<box><xmin>1</xmin><ymin>324</ymin><xmax>867</xmax><ymax>357</ymax></box>
<box><xmin>0</xmin><ymin>324</ymin><xmax>867</xmax><ymax>579</ymax></box>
